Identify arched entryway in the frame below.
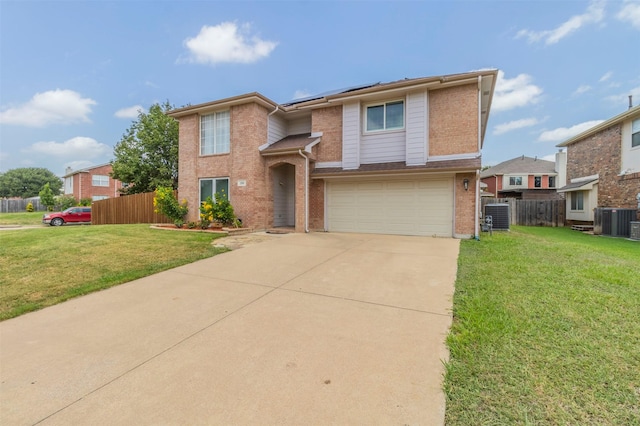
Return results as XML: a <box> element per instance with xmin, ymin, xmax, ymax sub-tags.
<box><xmin>271</xmin><ymin>163</ymin><xmax>296</xmax><ymax>228</ymax></box>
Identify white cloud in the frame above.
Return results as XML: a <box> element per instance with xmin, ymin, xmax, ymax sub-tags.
<box><xmin>0</xmin><ymin>89</ymin><xmax>96</xmax><ymax>127</ymax></box>
<box><xmin>493</xmin><ymin>117</ymin><xmax>540</xmax><ymax>135</ymax></box>
<box><xmin>292</xmin><ymin>90</ymin><xmax>311</xmax><ymax>100</ymax></box>
<box><xmin>617</xmin><ymin>1</ymin><xmax>640</xmax><ymax>29</ymax></box>
<box><xmin>599</xmin><ymin>71</ymin><xmax>613</xmax><ymax>82</ymax></box>
<box><xmin>115</xmin><ymin>105</ymin><xmax>144</xmax><ymax>119</ymax></box>
<box><xmin>492</xmin><ymin>70</ymin><xmax>543</xmax><ymax>112</ymax></box>
<box><xmin>573</xmin><ymin>85</ymin><xmax>592</xmax><ymax>96</ymax></box>
<box><xmin>541</xmin><ymin>153</ymin><xmax>558</xmax><ymax>162</ymax></box>
<box><xmin>181</xmin><ymin>22</ymin><xmax>278</xmax><ymax>65</ymax></box>
<box><xmin>516</xmin><ymin>0</ymin><xmax>605</xmax><ymax>45</ymax></box>
<box><xmin>604</xmin><ymin>85</ymin><xmax>640</xmax><ymax>106</ymax></box>
<box><xmin>538</xmin><ymin>120</ymin><xmax>604</xmax><ymax>142</ymax></box>
<box><xmin>24</xmin><ymin>137</ymin><xmax>111</xmax><ymax>159</ymax></box>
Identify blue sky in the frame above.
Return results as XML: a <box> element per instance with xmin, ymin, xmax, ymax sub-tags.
<box><xmin>1</xmin><ymin>0</ymin><xmax>639</xmax><ymax>177</ymax></box>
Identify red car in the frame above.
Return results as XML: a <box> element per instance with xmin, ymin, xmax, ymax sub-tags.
<box><xmin>43</xmin><ymin>207</ymin><xmax>92</xmax><ymax>226</ymax></box>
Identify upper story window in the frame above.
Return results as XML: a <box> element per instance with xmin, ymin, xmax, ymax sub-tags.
<box><xmin>201</xmin><ymin>111</ymin><xmax>230</xmax><ymax>155</ymax></box>
<box><xmin>365</xmin><ymin>100</ymin><xmax>404</xmax><ymax>132</ymax></box>
<box><xmin>509</xmin><ymin>176</ymin><xmax>523</xmax><ymax>186</ymax></box>
<box><xmin>549</xmin><ymin>176</ymin><xmax>556</xmax><ymax>188</ymax></box>
<box><xmin>92</xmin><ymin>175</ymin><xmax>109</xmax><ymax>187</ymax></box>
<box><xmin>632</xmin><ymin>118</ymin><xmax>640</xmax><ymax>148</ymax></box>
<box><xmin>534</xmin><ymin>176</ymin><xmax>542</xmax><ymax>188</ymax></box>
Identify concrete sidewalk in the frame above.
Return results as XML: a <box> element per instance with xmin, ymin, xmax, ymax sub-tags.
<box><xmin>0</xmin><ymin>232</ymin><xmax>459</xmax><ymax>425</ymax></box>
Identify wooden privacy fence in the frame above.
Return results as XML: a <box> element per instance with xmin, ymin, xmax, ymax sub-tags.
<box><xmin>91</xmin><ymin>191</ymin><xmax>172</xmax><ymax>225</ymax></box>
<box><xmin>481</xmin><ymin>198</ymin><xmax>565</xmax><ymax>227</ymax></box>
<box><xmin>1</xmin><ymin>198</ymin><xmax>48</xmax><ymax>213</ymax></box>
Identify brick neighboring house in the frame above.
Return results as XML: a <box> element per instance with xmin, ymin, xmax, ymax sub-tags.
<box><xmin>480</xmin><ymin>154</ymin><xmax>566</xmax><ymax>200</ymax></box>
<box><xmin>556</xmin><ymin>105</ymin><xmax>640</xmax><ymax>223</ymax></box>
<box><xmin>168</xmin><ymin>70</ymin><xmax>498</xmax><ymax>238</ymax></box>
<box><xmin>63</xmin><ymin>163</ymin><xmax>124</xmax><ymax>201</ymax></box>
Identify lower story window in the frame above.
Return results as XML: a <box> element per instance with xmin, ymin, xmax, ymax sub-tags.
<box><xmin>92</xmin><ymin>195</ymin><xmax>108</xmax><ymax>201</ymax></box>
<box><xmin>570</xmin><ymin>191</ymin><xmax>584</xmax><ymax>211</ymax></box>
<box><xmin>200</xmin><ymin>177</ymin><xmax>229</xmax><ymax>205</ymax></box>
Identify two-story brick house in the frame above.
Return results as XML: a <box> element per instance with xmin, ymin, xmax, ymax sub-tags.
<box><xmin>480</xmin><ymin>154</ymin><xmax>565</xmax><ymax>200</ymax></box>
<box><xmin>169</xmin><ymin>70</ymin><xmax>498</xmax><ymax>238</ymax></box>
<box><xmin>63</xmin><ymin>163</ymin><xmax>124</xmax><ymax>201</ymax></box>
<box><xmin>557</xmin><ymin>104</ymin><xmax>640</xmax><ymax>223</ymax></box>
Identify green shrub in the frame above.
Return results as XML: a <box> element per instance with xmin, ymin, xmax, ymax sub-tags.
<box><xmin>78</xmin><ymin>198</ymin><xmax>92</xmax><ymax>206</ymax></box>
<box><xmin>153</xmin><ymin>186</ymin><xmax>188</xmax><ymax>227</ymax></box>
<box><xmin>199</xmin><ymin>190</ymin><xmax>239</xmax><ymax>227</ymax></box>
<box><xmin>25</xmin><ymin>202</ymin><xmax>34</xmax><ymax>212</ymax></box>
<box><xmin>55</xmin><ymin>195</ymin><xmax>77</xmax><ymax>211</ymax></box>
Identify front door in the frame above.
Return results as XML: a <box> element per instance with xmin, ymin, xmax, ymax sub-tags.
<box><xmin>272</xmin><ymin>164</ymin><xmax>295</xmax><ymax>227</ymax></box>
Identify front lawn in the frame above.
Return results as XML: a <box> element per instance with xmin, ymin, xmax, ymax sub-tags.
<box><xmin>0</xmin><ymin>224</ymin><xmax>227</xmax><ymax>320</ymax></box>
<box><xmin>0</xmin><ymin>211</ymin><xmax>46</xmax><ymax>226</ymax></box>
<box><xmin>445</xmin><ymin>226</ymin><xmax>640</xmax><ymax>425</ymax></box>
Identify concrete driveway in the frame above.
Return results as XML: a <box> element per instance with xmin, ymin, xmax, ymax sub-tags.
<box><xmin>0</xmin><ymin>232</ymin><xmax>459</xmax><ymax>425</ymax></box>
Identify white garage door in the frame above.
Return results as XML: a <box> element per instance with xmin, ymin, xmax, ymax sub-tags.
<box><xmin>327</xmin><ymin>177</ymin><xmax>454</xmax><ymax>237</ymax></box>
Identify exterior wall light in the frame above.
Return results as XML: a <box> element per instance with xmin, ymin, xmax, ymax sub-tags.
<box><xmin>463</xmin><ymin>178</ymin><xmax>469</xmax><ymax>191</ymax></box>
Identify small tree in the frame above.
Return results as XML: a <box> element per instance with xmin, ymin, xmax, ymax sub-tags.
<box><xmin>153</xmin><ymin>186</ymin><xmax>188</xmax><ymax>227</ymax></box>
<box><xmin>39</xmin><ymin>183</ymin><xmax>56</xmax><ymax>211</ymax></box>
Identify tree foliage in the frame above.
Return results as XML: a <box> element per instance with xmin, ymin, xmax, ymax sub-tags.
<box><xmin>0</xmin><ymin>168</ymin><xmax>62</xmax><ymax>198</ymax></box>
<box><xmin>111</xmin><ymin>101</ymin><xmax>179</xmax><ymax>195</ymax></box>
<box><xmin>39</xmin><ymin>183</ymin><xmax>56</xmax><ymax>211</ymax></box>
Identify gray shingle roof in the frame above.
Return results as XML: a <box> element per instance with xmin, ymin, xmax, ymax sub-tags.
<box><xmin>481</xmin><ymin>156</ymin><xmax>556</xmax><ymax>178</ymax></box>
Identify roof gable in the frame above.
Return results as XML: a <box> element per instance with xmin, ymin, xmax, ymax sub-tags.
<box><xmin>481</xmin><ymin>156</ymin><xmax>556</xmax><ymax>178</ymax></box>
<box><xmin>557</xmin><ymin>105</ymin><xmax>640</xmax><ymax>147</ymax></box>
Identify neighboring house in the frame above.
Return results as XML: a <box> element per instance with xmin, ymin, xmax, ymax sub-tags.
<box><xmin>556</xmin><ymin>105</ymin><xmax>640</xmax><ymax>223</ymax></box>
<box><xmin>480</xmin><ymin>154</ymin><xmax>566</xmax><ymax>199</ymax></box>
<box><xmin>168</xmin><ymin>70</ymin><xmax>498</xmax><ymax>238</ymax></box>
<box><xmin>63</xmin><ymin>163</ymin><xmax>124</xmax><ymax>201</ymax></box>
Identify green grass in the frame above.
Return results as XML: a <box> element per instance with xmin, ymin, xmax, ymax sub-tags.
<box><xmin>0</xmin><ymin>211</ymin><xmax>47</xmax><ymax>226</ymax></box>
<box><xmin>445</xmin><ymin>226</ymin><xmax>640</xmax><ymax>425</ymax></box>
<box><xmin>0</xmin><ymin>224</ymin><xmax>227</xmax><ymax>320</ymax></box>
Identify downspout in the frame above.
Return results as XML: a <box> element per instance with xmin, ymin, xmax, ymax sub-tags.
<box><xmin>475</xmin><ymin>169</ymin><xmax>480</xmax><ymax>240</ymax></box>
<box><xmin>298</xmin><ymin>149</ymin><xmax>309</xmax><ymax>233</ymax></box>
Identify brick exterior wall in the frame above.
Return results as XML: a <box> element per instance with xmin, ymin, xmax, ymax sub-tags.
<box><xmin>312</xmin><ymin>106</ymin><xmax>343</xmax><ymax>162</ymax></box>
<box><xmin>69</xmin><ymin>164</ymin><xmax>122</xmax><ymax>200</ymax></box>
<box><xmin>428</xmin><ymin>84</ymin><xmax>478</xmax><ymax>156</ymax></box>
<box><xmin>567</xmin><ymin>123</ymin><xmax>639</xmax><ymax>208</ymax></box>
<box><xmin>455</xmin><ymin>173</ymin><xmax>476</xmax><ymax>236</ymax></box>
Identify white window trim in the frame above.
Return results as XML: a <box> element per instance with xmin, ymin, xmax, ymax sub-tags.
<box><xmin>92</xmin><ymin>175</ymin><xmax>109</xmax><ymax>187</ymax></box>
<box><xmin>363</xmin><ymin>99</ymin><xmax>405</xmax><ymax>134</ymax></box>
<box><xmin>199</xmin><ymin>177</ymin><xmax>230</xmax><ymax>205</ymax></box>
<box><xmin>508</xmin><ymin>176</ymin><xmax>523</xmax><ymax>186</ymax></box>
<box><xmin>570</xmin><ymin>191</ymin><xmax>585</xmax><ymax>211</ymax></box>
<box><xmin>632</xmin><ymin>118</ymin><xmax>640</xmax><ymax>148</ymax></box>
<box><xmin>200</xmin><ymin>110</ymin><xmax>231</xmax><ymax>156</ymax></box>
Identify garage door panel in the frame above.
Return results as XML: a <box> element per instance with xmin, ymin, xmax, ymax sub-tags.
<box><xmin>327</xmin><ymin>178</ymin><xmax>454</xmax><ymax>237</ymax></box>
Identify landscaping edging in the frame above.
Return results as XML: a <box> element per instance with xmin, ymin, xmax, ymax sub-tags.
<box><xmin>150</xmin><ymin>224</ymin><xmax>253</xmax><ymax>235</ymax></box>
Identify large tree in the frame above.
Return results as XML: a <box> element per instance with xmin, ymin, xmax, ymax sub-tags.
<box><xmin>0</xmin><ymin>168</ymin><xmax>62</xmax><ymax>198</ymax></box>
<box><xmin>111</xmin><ymin>101</ymin><xmax>179</xmax><ymax>194</ymax></box>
